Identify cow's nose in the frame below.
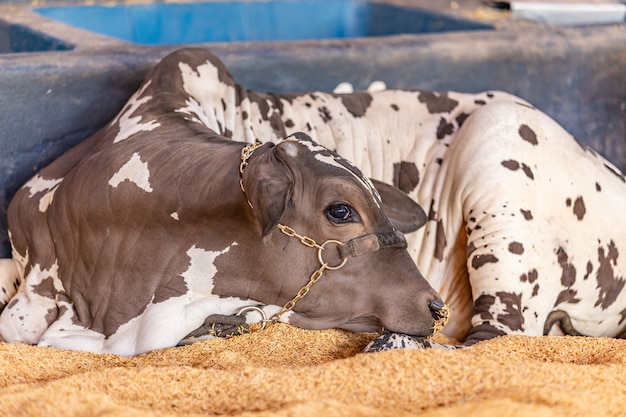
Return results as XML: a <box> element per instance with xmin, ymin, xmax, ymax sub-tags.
<box><xmin>428</xmin><ymin>299</ymin><xmax>447</xmax><ymax>321</ymax></box>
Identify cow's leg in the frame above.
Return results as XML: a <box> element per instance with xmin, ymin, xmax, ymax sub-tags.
<box><xmin>450</xmin><ymin>101</ymin><xmax>626</xmax><ymax>346</ymax></box>
<box><xmin>366</xmin><ymin>101</ymin><xmax>547</xmax><ymax>352</ymax></box>
<box><xmin>364</xmin><ymin>333</ymin><xmax>457</xmax><ymax>351</ymax></box>
<box><xmin>0</xmin><ymin>264</ymin><xmax>59</xmax><ymax>345</ymax></box>
<box><xmin>0</xmin><ymin>259</ymin><xmax>19</xmax><ymax>307</ymax></box>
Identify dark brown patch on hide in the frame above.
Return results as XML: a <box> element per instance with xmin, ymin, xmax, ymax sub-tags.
<box><xmin>246</xmin><ymin>91</ymin><xmax>271</xmax><ymax>121</ymax></box>
<box><xmin>508</xmin><ymin>242</ymin><xmax>524</xmax><ymax>255</ymax></box>
<box><xmin>496</xmin><ymin>291</ymin><xmax>525</xmax><ymax>331</ymax></box>
<box><xmin>501</xmin><ymin>160</ymin><xmax>520</xmax><ymax>171</ymax></box>
<box><xmin>556</xmin><ymin>246</ymin><xmax>577</xmax><ymax>287</ymax></box>
<box><xmin>428</xmin><ymin>200</ymin><xmax>437</xmax><ymax>221</ymax></box>
<box><xmin>596</xmin><ymin>241</ymin><xmax>625</xmax><ymax>309</ymax></box>
<box><xmin>44</xmin><ymin>306</ymin><xmax>61</xmax><ymax>328</ymax></box>
<box><xmin>467</xmin><ymin>241</ymin><xmax>477</xmax><ymax>257</ymax></box>
<box><xmin>555</xmin><ymin>289</ymin><xmax>581</xmax><ymax>305</ymax></box>
<box><xmin>434</xmin><ymin>219</ymin><xmax>447</xmax><ymax>261</ymax></box>
<box><xmin>339</xmin><ymin>92</ymin><xmax>373</xmax><ymax>118</ymax></box>
<box><xmin>501</xmin><ymin>160</ymin><xmax>534</xmax><ymax>180</ymax></box>
<box><xmin>474</xmin><ymin>294</ymin><xmax>496</xmax><ymax>320</ymax></box>
<box><xmin>45</xmin><ymin>304</ymin><xmax>70</xmax><ymax>329</ymax></box>
<box><xmin>153</xmin><ymin>274</ymin><xmax>189</xmax><ymax>304</ymax></box>
<box><xmin>520</xmin><ymin>209</ymin><xmax>533</xmax><ymax>220</ymax></box>
<box><xmin>31</xmin><ymin>277</ymin><xmax>59</xmax><ymax>300</ymax></box>
<box><xmin>269</xmin><ymin>112</ymin><xmax>287</xmax><ymax>138</ymax></box>
<box><xmin>584</xmin><ymin>261</ymin><xmax>593</xmax><ymax>280</ymax></box>
<box><xmin>417</xmin><ymin>91</ymin><xmax>459</xmax><ymax>114</ymax></box>
<box><xmin>521</xmin><ymin>163</ymin><xmax>534</xmax><ymax>180</ymax></box>
<box><xmin>392</xmin><ymin>161</ymin><xmax>420</xmax><ymax>193</ymax></box>
<box><xmin>318</xmin><ymin>106</ymin><xmax>332</xmax><ymax>123</ymax></box>
<box><xmin>456</xmin><ymin>112</ymin><xmax>469</xmax><ymax>128</ymax></box>
<box><xmin>618</xmin><ymin>308</ymin><xmax>626</xmax><ymax>328</ymax></box>
<box><xmin>520</xmin><ymin>269</ymin><xmax>538</xmax><ymax>283</ymax></box>
<box><xmin>471</xmin><ymin>253</ymin><xmax>499</xmax><ymax>270</ymax></box>
<box><xmin>31</xmin><ymin>277</ymin><xmax>73</xmax><ymax>329</ymax></box>
<box><xmin>573</xmin><ymin>196</ymin><xmax>586</xmax><ymax>220</ymax></box>
<box><xmin>518</xmin><ymin>124</ymin><xmax>538</xmax><ymax>145</ymax></box>
<box><xmin>436</xmin><ymin>117</ymin><xmax>455</xmax><ymax>139</ymax></box>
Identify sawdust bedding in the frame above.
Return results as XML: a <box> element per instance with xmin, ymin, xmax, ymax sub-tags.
<box><xmin>0</xmin><ymin>324</ymin><xmax>625</xmax><ymax>417</ymax></box>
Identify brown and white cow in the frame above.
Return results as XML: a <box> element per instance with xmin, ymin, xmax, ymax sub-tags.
<box><xmin>0</xmin><ymin>50</ymin><xmax>447</xmax><ymax>356</ymax></box>
<box><xmin>2</xmin><ymin>47</ymin><xmax>626</xmax><ymax>355</ymax></box>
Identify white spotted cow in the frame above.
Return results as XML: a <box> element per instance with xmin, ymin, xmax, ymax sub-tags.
<box><xmin>2</xmin><ymin>48</ymin><xmax>626</xmax><ymax>355</ymax></box>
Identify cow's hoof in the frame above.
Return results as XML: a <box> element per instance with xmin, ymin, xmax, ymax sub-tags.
<box><xmin>364</xmin><ymin>333</ymin><xmax>460</xmax><ymax>352</ymax></box>
<box><xmin>363</xmin><ymin>333</ymin><xmax>430</xmax><ymax>352</ymax></box>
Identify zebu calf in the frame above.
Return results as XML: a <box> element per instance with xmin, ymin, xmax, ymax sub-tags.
<box><xmin>0</xmin><ymin>50</ymin><xmax>445</xmax><ymax>356</ymax></box>
<box><xmin>2</xmin><ymin>48</ymin><xmax>626</xmax><ymax>354</ymax></box>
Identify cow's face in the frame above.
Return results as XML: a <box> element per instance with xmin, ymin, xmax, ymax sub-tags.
<box><xmin>240</xmin><ymin>133</ymin><xmax>444</xmax><ymax>338</ymax></box>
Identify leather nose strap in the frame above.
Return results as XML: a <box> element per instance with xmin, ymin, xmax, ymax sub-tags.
<box><xmin>337</xmin><ymin>230</ymin><xmax>407</xmax><ymax>259</ymax></box>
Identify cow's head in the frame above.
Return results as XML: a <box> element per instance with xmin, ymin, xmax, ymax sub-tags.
<box><xmin>239</xmin><ymin>132</ymin><xmax>445</xmax><ymax>338</ymax></box>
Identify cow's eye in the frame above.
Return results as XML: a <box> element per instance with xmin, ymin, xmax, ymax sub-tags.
<box><xmin>325</xmin><ymin>203</ymin><xmax>357</xmax><ymax>224</ymax></box>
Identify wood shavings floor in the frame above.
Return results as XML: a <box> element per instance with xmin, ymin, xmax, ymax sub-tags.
<box><xmin>0</xmin><ymin>323</ymin><xmax>624</xmax><ymax>416</ymax></box>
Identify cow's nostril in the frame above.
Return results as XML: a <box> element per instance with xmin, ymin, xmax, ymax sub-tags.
<box><xmin>428</xmin><ymin>299</ymin><xmax>446</xmax><ymax>320</ymax></box>
<box><xmin>428</xmin><ymin>299</ymin><xmax>449</xmax><ymax>334</ymax></box>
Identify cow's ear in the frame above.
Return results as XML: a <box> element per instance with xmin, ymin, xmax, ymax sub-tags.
<box><xmin>241</xmin><ymin>144</ymin><xmax>293</xmax><ymax>243</ymax></box>
<box><xmin>370</xmin><ymin>179</ymin><xmax>427</xmax><ymax>233</ymax></box>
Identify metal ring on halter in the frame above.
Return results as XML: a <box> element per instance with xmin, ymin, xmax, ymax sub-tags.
<box><xmin>318</xmin><ymin>240</ymin><xmax>348</xmax><ymax>270</ymax></box>
<box><xmin>236</xmin><ymin>306</ymin><xmax>269</xmax><ymax>329</ymax></box>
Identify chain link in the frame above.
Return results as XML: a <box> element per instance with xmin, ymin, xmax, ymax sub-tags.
<box><xmin>270</xmin><ymin>223</ymin><xmax>348</xmax><ymax>322</ymax></box>
<box><xmin>239</xmin><ymin>142</ymin><xmax>263</xmax><ymax>174</ymax></box>
<box><xmin>271</xmin><ymin>265</ymin><xmax>327</xmax><ymax>321</ymax></box>
<box><xmin>239</xmin><ymin>142</ymin><xmax>263</xmax><ymax>193</ymax></box>
<box><xmin>276</xmin><ymin>224</ymin><xmax>323</xmax><ymax>249</ymax></box>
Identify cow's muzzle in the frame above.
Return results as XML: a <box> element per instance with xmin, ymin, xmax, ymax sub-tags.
<box><xmin>428</xmin><ymin>299</ymin><xmax>449</xmax><ymax>334</ymax></box>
